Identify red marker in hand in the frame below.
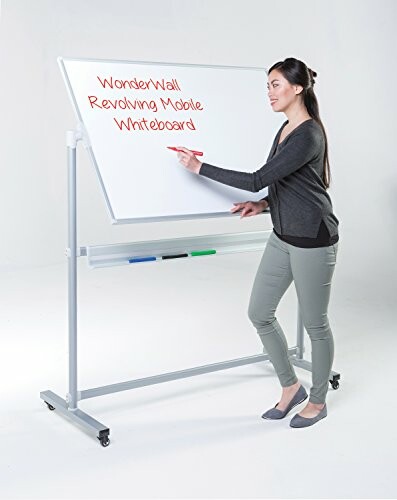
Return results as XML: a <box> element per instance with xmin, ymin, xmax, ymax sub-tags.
<box><xmin>167</xmin><ymin>146</ymin><xmax>203</xmax><ymax>156</ymax></box>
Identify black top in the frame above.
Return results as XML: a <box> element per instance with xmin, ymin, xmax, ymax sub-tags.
<box><xmin>268</xmin><ymin>135</ymin><xmax>339</xmax><ymax>248</ymax></box>
<box><xmin>273</xmin><ymin>220</ymin><xmax>339</xmax><ymax>248</ymax></box>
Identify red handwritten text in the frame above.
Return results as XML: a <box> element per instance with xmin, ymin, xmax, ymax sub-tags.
<box><xmin>97</xmin><ymin>76</ymin><xmax>181</xmax><ymax>91</ymax></box>
<box><xmin>113</xmin><ymin>117</ymin><xmax>196</xmax><ymax>131</ymax></box>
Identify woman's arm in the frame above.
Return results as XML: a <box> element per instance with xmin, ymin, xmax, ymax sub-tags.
<box><xmin>198</xmin><ymin>127</ymin><xmax>321</xmax><ymax>192</ymax></box>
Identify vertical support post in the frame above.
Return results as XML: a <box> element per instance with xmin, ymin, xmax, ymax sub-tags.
<box><xmin>296</xmin><ymin>304</ymin><xmax>305</xmax><ymax>359</ymax></box>
<box><xmin>66</xmin><ymin>130</ymin><xmax>79</xmax><ymax>410</ymax></box>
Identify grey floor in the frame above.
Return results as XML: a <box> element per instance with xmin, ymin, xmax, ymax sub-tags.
<box><xmin>2</xmin><ymin>252</ymin><xmax>396</xmax><ymax>499</ymax></box>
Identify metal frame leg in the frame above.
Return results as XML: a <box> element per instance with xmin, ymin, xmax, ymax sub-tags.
<box><xmin>67</xmin><ymin>143</ymin><xmax>78</xmax><ymax>411</ymax></box>
<box><xmin>40</xmin><ymin>130</ymin><xmax>110</xmax><ymax>447</ymax></box>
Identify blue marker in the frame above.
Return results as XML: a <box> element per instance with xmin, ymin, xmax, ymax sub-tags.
<box><xmin>128</xmin><ymin>256</ymin><xmax>157</xmax><ymax>263</ymax></box>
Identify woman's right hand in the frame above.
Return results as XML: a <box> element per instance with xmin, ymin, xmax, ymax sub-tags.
<box><xmin>230</xmin><ymin>200</ymin><xmax>269</xmax><ymax>218</ymax></box>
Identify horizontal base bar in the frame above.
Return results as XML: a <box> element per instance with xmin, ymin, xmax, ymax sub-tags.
<box><xmin>41</xmin><ymin>350</ymin><xmax>340</xmax><ymax>446</ymax></box>
<box><xmin>80</xmin><ymin>348</ymin><xmax>298</xmax><ymax>400</ymax></box>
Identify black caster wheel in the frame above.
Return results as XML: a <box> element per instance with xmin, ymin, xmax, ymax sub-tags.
<box><xmin>98</xmin><ymin>436</ymin><xmax>110</xmax><ymax>447</ymax></box>
<box><xmin>97</xmin><ymin>430</ymin><xmax>110</xmax><ymax>447</ymax></box>
<box><xmin>45</xmin><ymin>401</ymin><xmax>55</xmax><ymax>411</ymax></box>
<box><xmin>329</xmin><ymin>374</ymin><xmax>340</xmax><ymax>390</ymax></box>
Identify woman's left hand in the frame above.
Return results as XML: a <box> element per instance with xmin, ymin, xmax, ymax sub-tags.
<box><xmin>176</xmin><ymin>147</ymin><xmax>202</xmax><ymax>174</ymax></box>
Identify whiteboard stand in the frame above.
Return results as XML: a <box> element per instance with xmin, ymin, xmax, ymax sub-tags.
<box><xmin>40</xmin><ymin>128</ymin><xmax>341</xmax><ymax>447</ymax></box>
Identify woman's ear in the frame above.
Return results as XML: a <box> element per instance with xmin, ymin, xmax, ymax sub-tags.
<box><xmin>295</xmin><ymin>84</ymin><xmax>304</xmax><ymax>95</ymax></box>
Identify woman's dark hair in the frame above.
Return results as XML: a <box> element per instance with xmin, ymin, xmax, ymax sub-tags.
<box><xmin>267</xmin><ymin>57</ymin><xmax>331</xmax><ymax>188</ymax></box>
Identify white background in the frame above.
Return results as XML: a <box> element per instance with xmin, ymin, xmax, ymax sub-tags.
<box><xmin>1</xmin><ymin>1</ymin><xmax>396</xmax><ymax>499</ymax></box>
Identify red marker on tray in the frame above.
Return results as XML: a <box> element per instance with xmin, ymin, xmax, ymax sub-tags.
<box><xmin>167</xmin><ymin>146</ymin><xmax>203</xmax><ymax>156</ymax></box>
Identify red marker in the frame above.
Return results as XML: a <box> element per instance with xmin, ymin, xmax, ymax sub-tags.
<box><xmin>167</xmin><ymin>146</ymin><xmax>203</xmax><ymax>156</ymax></box>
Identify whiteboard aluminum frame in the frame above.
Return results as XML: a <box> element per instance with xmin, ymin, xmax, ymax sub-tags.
<box><xmin>58</xmin><ymin>56</ymin><xmax>268</xmax><ymax>225</ymax></box>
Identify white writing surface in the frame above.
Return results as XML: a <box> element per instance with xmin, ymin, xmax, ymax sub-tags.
<box><xmin>60</xmin><ymin>57</ymin><xmax>274</xmax><ymax>223</ymax></box>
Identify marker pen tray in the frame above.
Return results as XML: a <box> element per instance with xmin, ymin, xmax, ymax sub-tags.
<box><xmin>85</xmin><ymin>230</ymin><xmax>271</xmax><ymax>269</ymax></box>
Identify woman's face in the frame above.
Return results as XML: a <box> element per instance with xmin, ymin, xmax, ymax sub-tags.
<box><xmin>267</xmin><ymin>69</ymin><xmax>302</xmax><ymax>113</ymax></box>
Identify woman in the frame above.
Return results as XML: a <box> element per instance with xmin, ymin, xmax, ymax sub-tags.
<box><xmin>176</xmin><ymin>57</ymin><xmax>339</xmax><ymax>428</ymax></box>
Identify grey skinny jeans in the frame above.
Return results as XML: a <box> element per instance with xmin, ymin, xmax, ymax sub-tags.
<box><xmin>248</xmin><ymin>231</ymin><xmax>338</xmax><ymax>404</ymax></box>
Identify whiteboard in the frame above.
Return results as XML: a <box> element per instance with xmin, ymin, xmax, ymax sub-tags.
<box><xmin>59</xmin><ymin>57</ymin><xmax>275</xmax><ymax>224</ymax></box>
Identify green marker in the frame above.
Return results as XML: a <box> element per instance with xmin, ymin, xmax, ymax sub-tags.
<box><xmin>191</xmin><ymin>249</ymin><xmax>216</xmax><ymax>256</ymax></box>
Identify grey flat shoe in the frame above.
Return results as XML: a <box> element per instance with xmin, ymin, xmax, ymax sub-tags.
<box><xmin>289</xmin><ymin>403</ymin><xmax>327</xmax><ymax>428</ymax></box>
<box><xmin>261</xmin><ymin>385</ymin><xmax>308</xmax><ymax>420</ymax></box>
